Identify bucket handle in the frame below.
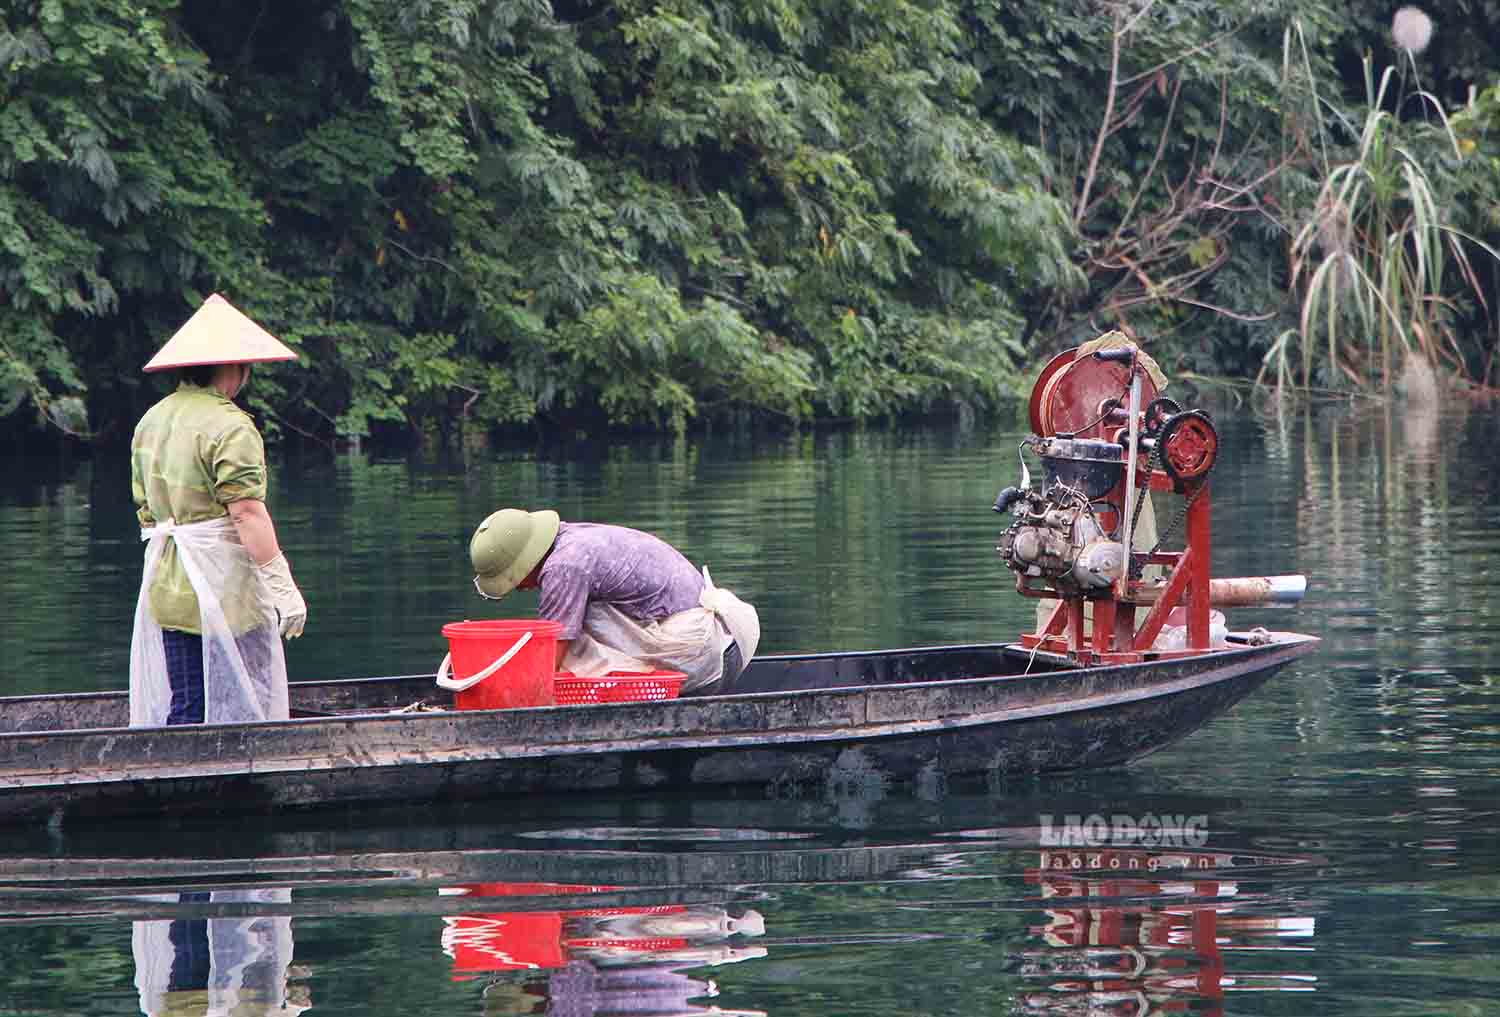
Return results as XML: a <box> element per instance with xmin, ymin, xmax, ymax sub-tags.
<box><xmin>435</xmin><ymin>631</ymin><xmax>534</xmax><ymax>692</ymax></box>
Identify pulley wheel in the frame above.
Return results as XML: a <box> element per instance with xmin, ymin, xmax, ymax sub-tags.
<box><xmin>1027</xmin><ymin>350</ymin><xmax>1077</xmax><ymax>435</ymax></box>
<box><xmin>1029</xmin><ymin>348</ymin><xmax>1160</xmax><ymax>439</ymax></box>
<box><xmin>1142</xmin><ymin>397</ymin><xmax>1182</xmax><ymax>437</ymax></box>
<box><xmin>1158</xmin><ymin>410</ymin><xmax>1218</xmax><ymax>482</ymax></box>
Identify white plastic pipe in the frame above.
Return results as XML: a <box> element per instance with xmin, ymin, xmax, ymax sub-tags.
<box><xmin>1116</xmin><ymin>369</ymin><xmax>1142</xmax><ymax>598</ymax></box>
<box><xmin>1129</xmin><ymin>575</ymin><xmax>1309</xmax><ymax>607</ymax></box>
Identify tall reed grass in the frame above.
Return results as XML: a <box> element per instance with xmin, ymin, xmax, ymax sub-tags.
<box><xmin>1264</xmin><ymin>25</ymin><xmax>1498</xmax><ymax>396</ymax></box>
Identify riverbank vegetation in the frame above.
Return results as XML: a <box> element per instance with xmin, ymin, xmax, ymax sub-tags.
<box><xmin>4</xmin><ymin>1</ymin><xmax>1499</xmax><ymax>447</ymax></box>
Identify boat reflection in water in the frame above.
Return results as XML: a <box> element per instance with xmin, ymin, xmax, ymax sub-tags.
<box><xmin>1017</xmin><ymin>848</ymin><xmax>1317</xmax><ymax>1016</ymax></box>
<box><xmin>440</xmin><ymin>882</ymin><xmax>765</xmax><ymax>1016</ymax></box>
<box><xmin>132</xmin><ymin>890</ymin><xmax>310</xmax><ymax>1017</ymax></box>
<box><xmin>121</xmin><ymin>881</ymin><xmax>763</xmax><ymax>1017</ymax></box>
<box><xmin>12</xmin><ymin>796</ymin><xmax>1324</xmax><ymax>1017</ymax></box>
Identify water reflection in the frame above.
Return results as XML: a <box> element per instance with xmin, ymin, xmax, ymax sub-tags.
<box><xmin>106</xmin><ymin>879</ymin><xmax>769</xmax><ymax>1017</ymax></box>
<box><xmin>132</xmin><ymin>891</ymin><xmax>307</xmax><ymax>1017</ymax></box>
<box><xmin>442</xmin><ymin>884</ymin><xmax>765</xmax><ymax>1016</ymax></box>
<box><xmin>1018</xmin><ymin>848</ymin><xmax>1317</xmax><ymax>1016</ymax></box>
<box><xmin>5</xmin><ymin>771</ymin><xmax>1500</xmax><ymax>1017</ymax></box>
<box><xmin>6</xmin><ymin>401</ymin><xmax>1500</xmax><ymax>1016</ymax></box>
<box><xmin>1270</xmin><ymin>399</ymin><xmax>1497</xmax><ymax>683</ymax></box>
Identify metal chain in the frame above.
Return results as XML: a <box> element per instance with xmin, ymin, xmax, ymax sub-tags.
<box><xmin>1127</xmin><ymin>440</ymin><xmax>1215</xmax><ymax>580</ymax></box>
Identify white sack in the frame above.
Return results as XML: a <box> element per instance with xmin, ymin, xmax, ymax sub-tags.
<box><xmin>562</xmin><ymin>568</ymin><xmax>760</xmax><ymax>693</ymax></box>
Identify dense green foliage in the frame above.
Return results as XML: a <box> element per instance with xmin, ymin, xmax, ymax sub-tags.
<box><xmin>4</xmin><ymin>0</ymin><xmax>1500</xmax><ymax>446</ymax></box>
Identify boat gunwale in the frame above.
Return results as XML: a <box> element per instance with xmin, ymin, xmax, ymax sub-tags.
<box><xmin>0</xmin><ymin>640</ymin><xmax>1039</xmax><ymax>714</ymax></box>
<box><xmin>0</xmin><ymin>633</ymin><xmax>1313</xmax><ymax>710</ymax></box>
<box><xmin>0</xmin><ymin>633</ymin><xmax>1318</xmax><ymax>748</ymax></box>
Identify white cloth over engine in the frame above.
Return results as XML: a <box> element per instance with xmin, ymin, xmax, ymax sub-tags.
<box><xmin>129</xmin><ymin>516</ymin><xmax>289</xmax><ymax>726</ymax></box>
<box><xmin>560</xmin><ymin>567</ymin><xmax>760</xmax><ymax>693</ymax></box>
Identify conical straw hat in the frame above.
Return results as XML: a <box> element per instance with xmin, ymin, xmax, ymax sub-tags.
<box><xmin>143</xmin><ymin>293</ymin><xmax>298</xmax><ymax>373</ymax></box>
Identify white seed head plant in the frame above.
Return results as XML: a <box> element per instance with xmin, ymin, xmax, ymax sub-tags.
<box><xmin>1392</xmin><ymin>6</ymin><xmax>1433</xmax><ymax>55</ymax></box>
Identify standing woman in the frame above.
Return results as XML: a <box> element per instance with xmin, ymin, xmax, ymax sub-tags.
<box><xmin>128</xmin><ymin>294</ymin><xmax>308</xmax><ymax>727</ymax></box>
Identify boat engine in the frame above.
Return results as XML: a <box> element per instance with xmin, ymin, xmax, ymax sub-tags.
<box><xmin>995</xmin><ymin>437</ymin><xmax>1126</xmax><ymax>595</ymax></box>
<box><xmin>995</xmin><ymin>338</ymin><xmax>1308</xmax><ymax>664</ymax></box>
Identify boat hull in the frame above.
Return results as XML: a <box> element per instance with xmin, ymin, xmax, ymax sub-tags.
<box><xmin>0</xmin><ymin>635</ymin><xmax>1317</xmax><ymax>822</ymax></box>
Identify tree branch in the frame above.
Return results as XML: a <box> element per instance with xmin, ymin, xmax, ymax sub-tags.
<box><xmin>1074</xmin><ymin>8</ymin><xmax>1124</xmax><ymax>226</ymax></box>
<box><xmin>387</xmin><ymin>239</ymin><xmax>457</xmax><ymax>273</ymax></box>
<box><xmin>1109</xmin><ymin>74</ymin><xmax>1182</xmax><ymax>249</ymax></box>
<box><xmin>261</xmin><ymin>406</ymin><xmax>337</xmax><ymax>452</ymax></box>
<box><xmin>1117</xmin><ymin>25</ymin><xmax>1240</xmax><ymax>87</ymax></box>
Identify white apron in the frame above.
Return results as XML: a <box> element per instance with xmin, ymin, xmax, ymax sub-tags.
<box><xmin>561</xmin><ymin>567</ymin><xmax>760</xmax><ymax>693</ymax></box>
<box><xmin>129</xmin><ymin>517</ymin><xmax>289</xmax><ymax>727</ymax></box>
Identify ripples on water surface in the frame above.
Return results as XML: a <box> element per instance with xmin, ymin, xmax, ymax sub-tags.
<box><xmin>2</xmin><ymin>400</ymin><xmax>1499</xmax><ymax>1015</ymax></box>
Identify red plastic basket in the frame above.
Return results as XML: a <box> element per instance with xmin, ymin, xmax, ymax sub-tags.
<box><xmin>553</xmin><ymin>670</ymin><xmax>686</xmax><ymax>704</ymax></box>
<box><xmin>564</xmin><ymin>936</ymin><xmax>690</xmax><ymax>952</ymax></box>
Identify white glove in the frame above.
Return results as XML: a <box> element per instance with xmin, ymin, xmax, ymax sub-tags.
<box><xmin>257</xmin><ymin>553</ymin><xmax>307</xmax><ymax>639</ymax></box>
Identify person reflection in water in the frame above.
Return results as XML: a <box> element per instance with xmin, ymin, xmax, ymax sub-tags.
<box><xmin>546</xmin><ymin>907</ymin><xmax>766</xmax><ymax>1017</ymax></box>
<box><xmin>133</xmin><ymin>889</ymin><xmax>309</xmax><ymax>1017</ymax></box>
<box><xmin>441</xmin><ymin>891</ymin><xmax>765</xmax><ymax>1016</ymax></box>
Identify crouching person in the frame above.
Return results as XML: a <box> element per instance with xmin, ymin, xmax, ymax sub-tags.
<box><xmin>468</xmin><ymin>509</ymin><xmax>759</xmax><ymax>694</ymax></box>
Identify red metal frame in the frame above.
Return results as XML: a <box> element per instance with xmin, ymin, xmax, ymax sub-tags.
<box><xmin>1017</xmin><ymin>346</ymin><xmax>1219</xmax><ymax>666</ymax></box>
<box><xmin>1018</xmin><ymin>472</ymin><xmax>1213</xmax><ymax>665</ymax></box>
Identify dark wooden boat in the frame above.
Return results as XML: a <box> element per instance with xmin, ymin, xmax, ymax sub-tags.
<box><xmin>0</xmin><ymin>632</ymin><xmax>1317</xmax><ymax>823</ymax></box>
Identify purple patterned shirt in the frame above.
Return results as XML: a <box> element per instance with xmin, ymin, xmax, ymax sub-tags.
<box><xmin>537</xmin><ymin>523</ymin><xmax>705</xmax><ymax>640</ymax></box>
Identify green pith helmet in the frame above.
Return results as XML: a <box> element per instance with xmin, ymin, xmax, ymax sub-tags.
<box><xmin>470</xmin><ymin>508</ymin><xmax>561</xmax><ymax>599</ymax></box>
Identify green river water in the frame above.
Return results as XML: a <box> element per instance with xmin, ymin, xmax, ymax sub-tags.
<box><xmin>1</xmin><ymin>399</ymin><xmax>1498</xmax><ymax>1016</ymax></box>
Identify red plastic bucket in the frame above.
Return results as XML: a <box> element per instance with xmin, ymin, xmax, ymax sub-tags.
<box><xmin>437</xmin><ymin>619</ymin><xmax>562</xmax><ymax>709</ymax></box>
